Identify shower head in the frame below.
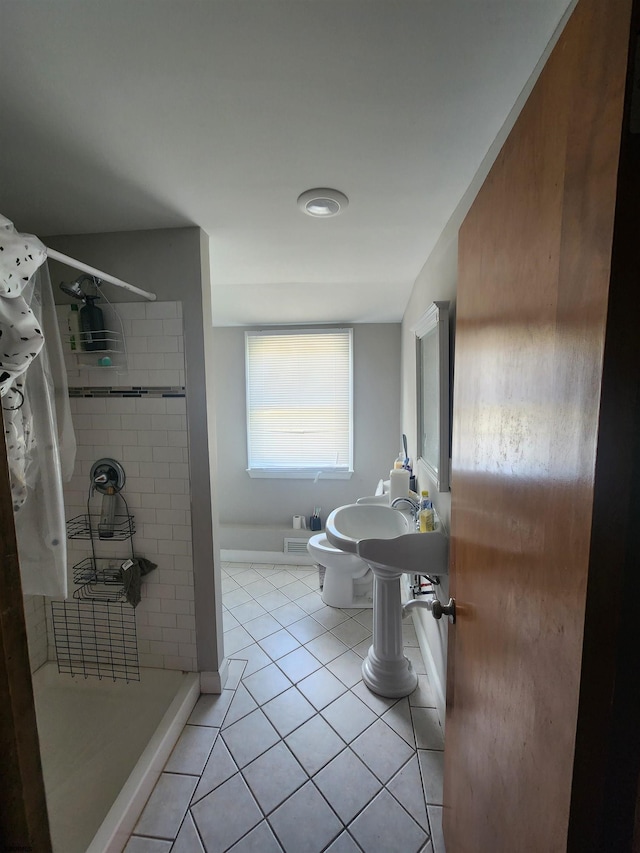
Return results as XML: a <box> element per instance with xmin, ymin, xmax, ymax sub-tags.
<box><xmin>59</xmin><ymin>274</ymin><xmax>101</xmax><ymax>302</ymax></box>
<box><xmin>59</xmin><ymin>280</ymin><xmax>85</xmax><ymax>300</ymax></box>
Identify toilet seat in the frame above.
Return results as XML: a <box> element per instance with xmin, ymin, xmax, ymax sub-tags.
<box><xmin>307</xmin><ymin>533</ymin><xmax>368</xmax><ymax>573</ymax></box>
<box><xmin>307</xmin><ymin>533</ymin><xmax>373</xmax><ymax>609</ymax></box>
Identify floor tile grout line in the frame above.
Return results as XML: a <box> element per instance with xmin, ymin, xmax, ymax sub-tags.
<box><xmin>206</xmin><ymin>659</ymin><xmax>419</xmax><ymax>824</ymax></box>
<box><xmin>225</xmin><ymin>620</ymin><xmax>371</xmax><ymax>667</ymax></box>
<box><xmin>418</xmin><ymin>758</ymin><xmax>436</xmax><ymax>846</ymax></box>
<box><xmin>128</xmin><ymin>831</ymin><xmax>176</xmax><ymax>842</ymax></box>
<box><xmin>225</xmin><ymin>595</ymin><xmax>368</xmax><ymax>629</ymax></box>
<box><xmin>408</xmin><ymin>702</ymin><xmax>445</xmax><ymax>754</ymax></box>
<box><xmin>224</xmin><ymin>677</ymin><xmax>430</xmax><ymax>841</ymax></box>
<box><xmin>222</xmin><ymin>678</ymin><xmax>347</xmax><ymax>777</ymax></box>
<box><xmin>235</xmin><ymin>629</ymin><xmax>359</xmax><ymax>681</ymax></box>
<box><xmin>190</xmin><ymin>808</ymin><xmax>208</xmax><ymax>853</ymax></box>
<box><xmin>259</xmin><ymin>778</ymin><xmax>343</xmax><ymax>853</ymax></box>
<box><xmin>383</xmin><ymin>750</ymin><xmax>435</xmax><ymax>842</ymax></box>
<box><xmin>295</xmin><ymin>778</ymin><xmax>344</xmax><ymax>847</ymax></box>
<box><xmin>312</xmin><ymin>751</ymin><xmax>384</xmax><ymax>830</ymax></box>
<box><xmin>168</xmin><ymin>804</ymin><xmax>207</xmax><ymax>852</ymax></box>
<box><xmin>230</xmin><ymin>677</ymin><xmax>395</xmax><ymax>749</ymax></box>
<box><xmin>140</xmin><ymin>562</ymin><xmax>440</xmax><ymax>852</ymax></box>
<box><xmin>416</xmin><ymin>746</ymin><xmax>444</xmax><ymax>827</ymax></box>
<box><xmin>187</xmin><ymin>741</ymin><xmax>241</xmax><ymax>809</ymax></box>
<box><xmin>160</xmin><ymin>769</ymin><xmax>203</xmax><ymax>779</ymax></box>
<box><xmin>239</xmin><ymin>747</ymin><xmax>310</xmax><ymax>817</ymax></box>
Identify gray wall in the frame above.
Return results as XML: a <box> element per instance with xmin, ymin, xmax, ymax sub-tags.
<box><xmin>213</xmin><ymin>323</ymin><xmax>402</xmax><ymax>537</ymax></box>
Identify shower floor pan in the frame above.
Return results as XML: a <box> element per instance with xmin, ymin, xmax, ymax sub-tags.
<box><xmin>33</xmin><ymin>662</ymin><xmax>200</xmax><ymax>853</ymax></box>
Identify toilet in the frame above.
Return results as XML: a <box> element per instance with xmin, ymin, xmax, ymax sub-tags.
<box><xmin>307</xmin><ymin>533</ymin><xmax>373</xmax><ymax>609</ymax></box>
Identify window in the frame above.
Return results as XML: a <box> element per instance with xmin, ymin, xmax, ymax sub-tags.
<box><xmin>245</xmin><ymin>328</ymin><xmax>353</xmax><ymax>478</ymax></box>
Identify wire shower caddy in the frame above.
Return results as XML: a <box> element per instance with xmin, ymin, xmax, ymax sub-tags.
<box><xmin>53</xmin><ymin>465</ymin><xmax>140</xmax><ymax>681</ymax></box>
<box><xmin>63</xmin><ymin>284</ymin><xmax>129</xmax><ymax>372</ymax></box>
<box><xmin>66</xmin><ymin>489</ymin><xmax>136</xmax><ymax>603</ymax></box>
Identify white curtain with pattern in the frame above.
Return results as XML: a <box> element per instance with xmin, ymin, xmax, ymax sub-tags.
<box><xmin>1</xmin><ymin>215</ymin><xmax>75</xmax><ymax>597</ymax></box>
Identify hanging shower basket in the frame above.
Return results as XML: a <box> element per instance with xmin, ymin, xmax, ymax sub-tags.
<box><xmin>55</xmin><ymin>458</ymin><xmax>141</xmax><ymax>681</ymax></box>
<box><xmin>66</xmin><ymin>457</ymin><xmax>134</xmax><ymax>541</ymax></box>
<box><xmin>63</xmin><ymin>283</ymin><xmax>128</xmax><ymax>372</ymax></box>
<box><xmin>72</xmin><ymin>558</ymin><xmax>131</xmax><ymax>602</ymax></box>
<box><xmin>66</xmin><ymin>512</ymin><xmax>135</xmax><ymax>541</ymax></box>
<box><xmin>67</xmin><ymin>458</ymin><xmax>136</xmax><ymax>602</ymax></box>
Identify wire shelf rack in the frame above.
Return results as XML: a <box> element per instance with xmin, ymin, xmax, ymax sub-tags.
<box><xmin>72</xmin><ymin>557</ymin><xmax>130</xmax><ymax>602</ymax></box>
<box><xmin>65</xmin><ymin>328</ymin><xmax>125</xmax><ymax>353</ymax></box>
<box><xmin>64</xmin><ymin>297</ymin><xmax>128</xmax><ymax>371</ymax></box>
<box><xmin>51</xmin><ymin>599</ymin><xmax>139</xmax><ymax>681</ymax></box>
<box><xmin>66</xmin><ymin>513</ymin><xmax>135</xmax><ymax>541</ymax></box>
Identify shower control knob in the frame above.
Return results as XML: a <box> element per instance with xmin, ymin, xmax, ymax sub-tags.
<box><xmin>90</xmin><ymin>458</ymin><xmax>126</xmax><ymax>493</ymax></box>
<box><xmin>431</xmin><ymin>597</ymin><xmax>456</xmax><ymax>624</ymax></box>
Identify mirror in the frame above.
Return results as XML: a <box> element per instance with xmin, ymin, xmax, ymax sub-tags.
<box><xmin>414</xmin><ymin>301</ymin><xmax>450</xmax><ymax>492</ymax></box>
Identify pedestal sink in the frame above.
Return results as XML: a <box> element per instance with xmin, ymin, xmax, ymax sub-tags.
<box><xmin>326</xmin><ymin>503</ymin><xmax>448</xmax><ymax>698</ymax></box>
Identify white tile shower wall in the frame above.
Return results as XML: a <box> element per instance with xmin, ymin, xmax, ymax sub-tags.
<box><xmin>50</xmin><ymin>301</ymin><xmax>197</xmax><ymax>672</ymax></box>
<box><xmin>23</xmin><ymin>594</ymin><xmax>48</xmax><ymax>673</ymax></box>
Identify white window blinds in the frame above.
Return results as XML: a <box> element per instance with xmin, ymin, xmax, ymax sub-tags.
<box><xmin>245</xmin><ymin>328</ymin><xmax>353</xmax><ymax>477</ymax></box>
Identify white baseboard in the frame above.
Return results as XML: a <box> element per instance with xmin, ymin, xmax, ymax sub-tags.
<box><xmin>411</xmin><ymin>607</ymin><xmax>446</xmax><ymax>730</ymax></box>
<box><xmin>402</xmin><ymin>576</ymin><xmax>447</xmax><ymax>731</ymax></box>
<box><xmin>221</xmin><ymin>549</ymin><xmax>313</xmax><ymax>566</ymax></box>
<box><xmin>200</xmin><ymin>660</ymin><xmax>229</xmax><ymax>694</ymax></box>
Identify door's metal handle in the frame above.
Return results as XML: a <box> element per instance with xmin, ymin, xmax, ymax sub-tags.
<box><xmin>431</xmin><ymin>597</ymin><xmax>456</xmax><ymax>624</ymax></box>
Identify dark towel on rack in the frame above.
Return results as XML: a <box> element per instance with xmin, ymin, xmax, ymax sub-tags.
<box><xmin>121</xmin><ymin>556</ymin><xmax>157</xmax><ymax>607</ymax></box>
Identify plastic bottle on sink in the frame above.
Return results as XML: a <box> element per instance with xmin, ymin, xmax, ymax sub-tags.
<box><xmin>389</xmin><ymin>466</ymin><xmax>410</xmax><ymax>504</ymax></box>
<box><xmin>419</xmin><ymin>490</ymin><xmax>435</xmax><ymax>532</ymax></box>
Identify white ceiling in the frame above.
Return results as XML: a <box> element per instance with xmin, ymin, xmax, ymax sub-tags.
<box><xmin>0</xmin><ymin>1</ymin><xmax>571</xmax><ymax>325</ymax></box>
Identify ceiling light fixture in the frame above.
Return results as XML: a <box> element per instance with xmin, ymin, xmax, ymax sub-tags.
<box><xmin>297</xmin><ymin>188</ymin><xmax>349</xmax><ymax>218</ymax></box>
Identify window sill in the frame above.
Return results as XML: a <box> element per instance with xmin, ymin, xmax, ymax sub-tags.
<box><xmin>247</xmin><ymin>469</ymin><xmax>354</xmax><ymax>480</ymax></box>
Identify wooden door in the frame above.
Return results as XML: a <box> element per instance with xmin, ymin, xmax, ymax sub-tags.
<box><xmin>444</xmin><ymin>1</ymin><xmax>640</xmax><ymax>851</ymax></box>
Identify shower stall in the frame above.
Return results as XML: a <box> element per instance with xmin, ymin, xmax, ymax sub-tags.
<box><xmin>32</xmin><ymin>664</ymin><xmax>198</xmax><ymax>853</ymax></box>
<box><xmin>2</xmin><ymin>217</ymin><xmax>204</xmax><ymax>852</ymax></box>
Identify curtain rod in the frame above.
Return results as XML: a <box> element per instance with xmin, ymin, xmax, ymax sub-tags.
<box><xmin>46</xmin><ymin>247</ymin><xmax>157</xmax><ymax>302</ymax></box>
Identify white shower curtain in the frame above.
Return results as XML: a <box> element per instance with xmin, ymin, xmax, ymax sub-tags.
<box><xmin>1</xmin><ymin>215</ymin><xmax>75</xmax><ymax>597</ymax></box>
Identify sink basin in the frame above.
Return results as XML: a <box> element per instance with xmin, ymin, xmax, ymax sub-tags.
<box><xmin>356</xmin><ymin>492</ymin><xmax>419</xmax><ymax>506</ymax></box>
<box><xmin>326</xmin><ymin>503</ymin><xmax>448</xmax><ymax>575</ymax></box>
<box><xmin>327</xmin><ymin>504</ymin><xmax>412</xmax><ymax>553</ymax></box>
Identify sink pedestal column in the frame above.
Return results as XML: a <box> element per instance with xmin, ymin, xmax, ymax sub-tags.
<box><xmin>361</xmin><ymin>566</ymin><xmax>418</xmax><ymax>698</ymax></box>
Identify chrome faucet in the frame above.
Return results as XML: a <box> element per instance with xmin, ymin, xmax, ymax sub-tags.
<box><xmin>390</xmin><ymin>496</ymin><xmax>420</xmax><ymax>528</ymax></box>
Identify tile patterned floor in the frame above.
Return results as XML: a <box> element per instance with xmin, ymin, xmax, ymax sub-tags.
<box><xmin>125</xmin><ymin>562</ymin><xmax>446</xmax><ymax>853</ymax></box>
